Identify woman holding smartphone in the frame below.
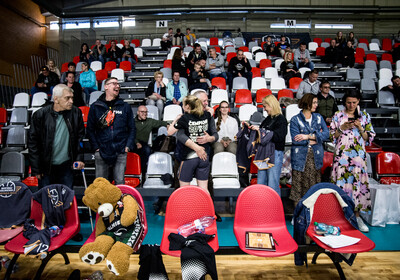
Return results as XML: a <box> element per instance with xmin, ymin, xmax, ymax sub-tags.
<box><xmin>330</xmin><ymin>90</ymin><xmax>375</xmax><ymax>232</ymax></box>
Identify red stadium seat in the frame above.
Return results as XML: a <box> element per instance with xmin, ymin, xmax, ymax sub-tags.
<box><xmin>214</xmin><ymin>46</ymin><xmax>221</xmax><ymax>53</ymax></box>
<box><xmin>366</xmin><ymin>53</ymin><xmax>378</xmax><ymax>64</ymax></box>
<box><xmin>274</xmin><ymin>41</ymin><xmax>279</xmax><ymax>47</ymax></box>
<box><xmin>73</xmin><ymin>56</ymin><xmax>80</xmax><ymax>65</ymax></box>
<box><xmin>234</xmin><ymin>184</ymin><xmax>298</xmax><ymax>257</ymax></box>
<box><xmin>239</xmin><ymin>46</ymin><xmax>249</xmax><ymax>52</ymax></box>
<box><xmin>277</xmin><ymin>89</ymin><xmax>294</xmax><ymax>100</ymax></box>
<box><xmin>359</xmin><ymin>38</ymin><xmax>369</xmax><ymax>45</ymax></box>
<box><xmin>321</xmin><ymin>151</ymin><xmax>334</xmax><ymax>175</ymax></box>
<box><xmin>104</xmin><ymin>61</ymin><xmax>117</xmax><ymax>72</ymax></box>
<box><xmin>259</xmin><ymin>59</ymin><xmax>272</xmax><ymax>70</ymax></box>
<box><xmin>160</xmin><ymin>186</ymin><xmax>218</xmax><ymax>257</ymax></box>
<box><xmin>355</xmin><ymin>47</ymin><xmax>366</xmax><ymax>58</ymax></box>
<box><xmin>324</xmin><ymin>38</ymin><xmax>332</xmax><ymax>43</ymax></box>
<box><xmin>119</xmin><ymin>61</ymin><xmax>132</xmax><ymax>72</ymax></box>
<box><xmin>226</xmin><ymin>52</ymin><xmax>236</xmax><ymax>63</ymax></box>
<box><xmin>251</xmin><ymin>67</ymin><xmax>261</xmax><ymax>78</ymax></box>
<box><xmin>394</xmin><ymin>43</ymin><xmax>400</xmax><ymax>49</ymax></box>
<box><xmin>382</xmin><ymin>38</ymin><xmax>393</xmax><ymax>51</ymax></box>
<box><xmin>261</xmin><ymin>41</ymin><xmax>267</xmax><ymax>50</ymax></box>
<box><xmin>61</xmin><ymin>62</ymin><xmax>69</xmax><ymax>73</ymax></box>
<box><xmin>79</xmin><ymin>106</ymin><xmax>90</xmax><ymax>128</ymax></box>
<box><xmin>95</xmin><ymin>69</ymin><xmax>108</xmax><ymax>81</ymax></box>
<box><xmin>163</xmin><ymin>59</ymin><xmax>172</xmax><ymax>68</ymax></box>
<box><xmin>125</xmin><ymin>152</ymin><xmax>142</xmax><ymax>188</ymax></box>
<box><xmin>131</xmin><ymin>39</ymin><xmax>140</xmax><ymax>47</ymax></box>
<box><xmin>313</xmin><ymin>38</ymin><xmax>322</xmax><ymax>46</ymax></box>
<box><xmin>0</xmin><ymin>107</ymin><xmax>7</xmax><ymax>127</ymax></box>
<box><xmin>210</xmin><ymin>37</ymin><xmax>219</xmax><ymax>46</ymax></box>
<box><xmin>289</xmin><ymin>77</ymin><xmax>303</xmax><ymax>90</ymax></box>
<box><xmin>235</xmin><ymin>89</ymin><xmax>252</xmax><ymax>107</ymax></box>
<box><xmin>211</xmin><ymin>77</ymin><xmax>227</xmax><ymax>90</ymax></box>
<box><xmin>355</xmin><ymin>54</ymin><xmax>365</xmax><ymax>65</ymax></box>
<box><xmin>376</xmin><ymin>152</ymin><xmax>400</xmax><ymax>183</ymax></box>
<box><xmin>105</xmin><ymin>43</ymin><xmax>111</xmax><ymax>51</ymax></box>
<box><xmin>316</xmin><ymin>47</ymin><xmax>325</xmax><ymax>57</ymax></box>
<box><xmin>381</xmin><ymin>53</ymin><xmax>393</xmax><ymax>64</ymax></box>
<box><xmin>256</xmin><ymin>88</ymin><xmax>272</xmax><ymax>107</ymax></box>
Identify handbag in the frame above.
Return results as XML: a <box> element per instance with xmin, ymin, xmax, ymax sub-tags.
<box><xmin>160</xmin><ymin>135</ymin><xmax>176</xmax><ymax>153</ymax></box>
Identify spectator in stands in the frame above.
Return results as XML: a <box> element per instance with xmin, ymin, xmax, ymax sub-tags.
<box><xmin>213</xmin><ymin>101</ymin><xmax>238</xmax><ymax>154</ymax></box>
<box><xmin>145</xmin><ymin>71</ymin><xmax>166</xmax><ymax>118</ymax></box>
<box><xmin>79</xmin><ymin>43</ymin><xmax>93</xmax><ymax>64</ymax></box>
<box><xmin>330</xmin><ymin>90</ymin><xmax>376</xmax><ymax>232</ymax></box>
<box><xmin>294</xmin><ymin>42</ymin><xmax>314</xmax><ymax>70</ymax></box>
<box><xmin>277</xmin><ymin>35</ymin><xmax>290</xmax><ymax>57</ymax></box>
<box><xmin>79</xmin><ymin>62</ymin><xmax>98</xmax><ymax>103</ymax></box>
<box><xmin>185</xmin><ymin>28</ymin><xmax>196</xmax><ymax>46</ymax></box>
<box><xmin>186</xmin><ymin>43</ymin><xmax>207</xmax><ymax>72</ymax></box>
<box><xmin>172</xmin><ymin>48</ymin><xmax>188</xmax><ymax>78</ymax></box>
<box><xmin>64</xmin><ymin>71</ymin><xmax>85</xmax><ymax>107</ymax></box>
<box><xmin>166</xmin><ymin>71</ymin><xmax>188</xmax><ymax>105</ymax></box>
<box><xmin>195</xmin><ymin>90</ymin><xmax>215</xmax><ymax>115</ymax></box>
<box><xmin>120</xmin><ymin>39</ymin><xmax>136</xmax><ymax>67</ymax></box>
<box><xmin>60</xmin><ymin>62</ymin><xmax>80</xmax><ymax>83</ymax></box>
<box><xmin>335</xmin><ymin>31</ymin><xmax>346</xmax><ymax>48</ymax></box>
<box><xmin>173</xmin><ymin>95</ymin><xmax>215</xmax><ymax>191</ymax></box>
<box><xmin>205</xmin><ymin>47</ymin><xmax>227</xmax><ymax>80</ymax></box>
<box><xmin>227</xmin><ymin>49</ymin><xmax>252</xmax><ymax>91</ymax></box>
<box><xmin>31</xmin><ymin>66</ymin><xmax>59</xmax><ymax>95</ymax></box>
<box><xmin>28</xmin><ymin>84</ymin><xmax>85</xmax><ymax>189</ymax></box>
<box><xmin>342</xmin><ymin>40</ymin><xmax>355</xmax><ymax>68</ymax></box>
<box><xmin>381</xmin><ymin>75</ymin><xmax>400</xmax><ymax>104</ymax></box>
<box><xmin>316</xmin><ymin>80</ymin><xmax>338</xmax><ymax>125</ymax></box>
<box><xmin>248</xmin><ymin>95</ymin><xmax>287</xmax><ymax>196</ymax></box>
<box><xmin>87</xmin><ymin>77</ymin><xmax>136</xmax><ymax>185</ymax></box>
<box><xmin>91</xmin><ymin>39</ymin><xmax>106</xmax><ymax>67</ymax></box>
<box><xmin>324</xmin><ymin>39</ymin><xmax>341</xmax><ymax>68</ymax></box>
<box><xmin>161</xmin><ymin>28</ymin><xmax>173</xmax><ymax>51</ymax></box>
<box><xmin>106</xmin><ymin>40</ymin><xmax>121</xmax><ymax>65</ymax></box>
<box><xmin>262</xmin><ymin>36</ymin><xmax>278</xmax><ymax>58</ymax></box>
<box><xmin>46</xmin><ymin>59</ymin><xmax>61</xmax><ymax>78</ymax></box>
<box><xmin>280</xmin><ymin>50</ymin><xmax>301</xmax><ymax>86</ymax></box>
<box><xmin>135</xmin><ymin>105</ymin><xmax>168</xmax><ymax>175</ymax></box>
<box><xmin>296</xmin><ymin>70</ymin><xmax>320</xmax><ymax>99</ymax></box>
<box><xmin>173</xmin><ymin>28</ymin><xmax>185</xmax><ymax>46</ymax></box>
<box><xmin>392</xmin><ymin>43</ymin><xmax>400</xmax><ymax>62</ymax></box>
<box><xmin>347</xmin><ymin>32</ymin><xmax>358</xmax><ymax>49</ymax></box>
<box><xmin>189</xmin><ymin>62</ymin><xmax>211</xmax><ymax>92</ymax></box>
<box><xmin>289</xmin><ymin>93</ymin><xmax>329</xmax><ymax>206</ymax></box>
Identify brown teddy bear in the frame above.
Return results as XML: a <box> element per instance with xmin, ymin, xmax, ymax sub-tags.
<box><xmin>79</xmin><ymin>178</ymin><xmax>145</xmax><ymax>276</ymax></box>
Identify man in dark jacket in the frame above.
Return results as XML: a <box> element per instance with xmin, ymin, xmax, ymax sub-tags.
<box><xmin>316</xmin><ymin>80</ymin><xmax>338</xmax><ymax>125</ymax></box>
<box><xmin>28</xmin><ymin>84</ymin><xmax>85</xmax><ymax>189</ymax></box>
<box><xmin>186</xmin><ymin>43</ymin><xmax>208</xmax><ymax>72</ymax></box>
<box><xmin>227</xmin><ymin>49</ymin><xmax>252</xmax><ymax>91</ymax></box>
<box><xmin>87</xmin><ymin>77</ymin><xmax>136</xmax><ymax>184</ymax></box>
<box><xmin>31</xmin><ymin>66</ymin><xmax>60</xmax><ymax>95</ymax></box>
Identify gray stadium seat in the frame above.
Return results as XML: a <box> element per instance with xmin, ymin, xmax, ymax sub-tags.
<box><xmin>160</xmin><ymin>68</ymin><xmax>172</xmax><ymax>80</ymax></box>
<box><xmin>10</xmin><ymin>108</ymin><xmax>28</xmax><ymax>126</ymax></box>
<box><xmin>360</xmin><ymin>78</ymin><xmax>377</xmax><ymax>94</ymax></box>
<box><xmin>363</xmin><ymin>68</ymin><xmax>377</xmax><ymax>81</ymax></box>
<box><xmin>379</xmin><ymin>60</ymin><xmax>392</xmax><ymax>70</ymax></box>
<box><xmin>142</xmin><ymin>152</ymin><xmax>173</xmax><ymax>188</ymax></box>
<box><xmin>89</xmin><ymin>91</ymin><xmax>103</xmax><ymax>106</ymax></box>
<box><xmin>321</xmin><ymin>42</ymin><xmax>330</xmax><ymax>48</ymax></box>
<box><xmin>232</xmin><ymin>77</ymin><xmax>249</xmax><ymax>93</ymax></box>
<box><xmin>0</xmin><ymin>152</ymin><xmax>25</xmax><ymax>182</ymax></box>
<box><xmin>248</xmin><ymin>41</ymin><xmax>258</xmax><ymax>51</ymax></box>
<box><xmin>358</xmin><ymin>43</ymin><xmax>368</xmax><ymax>52</ymax></box>
<box><xmin>378</xmin><ymin>90</ymin><xmax>396</xmax><ymax>107</ymax></box>
<box><xmin>146</xmin><ymin>105</ymin><xmax>159</xmax><ymax>120</ymax></box>
<box><xmin>3</xmin><ymin>126</ymin><xmax>26</xmax><ymax>152</ymax></box>
<box><xmin>346</xmin><ymin>68</ymin><xmax>361</xmax><ymax>82</ymax></box>
<box><xmin>365</xmin><ymin>60</ymin><xmax>378</xmax><ymax>72</ymax></box>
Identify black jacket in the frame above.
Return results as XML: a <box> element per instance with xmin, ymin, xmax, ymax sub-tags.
<box><xmin>228</xmin><ymin>57</ymin><xmax>252</xmax><ymax>76</ymax></box>
<box><xmin>145</xmin><ymin>80</ymin><xmax>166</xmax><ymax>98</ymax></box>
<box><xmin>28</xmin><ymin>104</ymin><xmax>85</xmax><ymax>176</ymax></box>
<box><xmin>35</xmin><ymin>72</ymin><xmax>59</xmax><ymax>89</ymax></box>
<box><xmin>186</xmin><ymin>49</ymin><xmax>208</xmax><ymax>70</ymax></box>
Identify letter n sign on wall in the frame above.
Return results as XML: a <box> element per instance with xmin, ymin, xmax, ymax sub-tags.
<box><xmin>156</xmin><ymin>20</ymin><xmax>168</xmax><ymax>28</ymax></box>
<box><xmin>284</xmin><ymin>20</ymin><xmax>296</xmax><ymax>28</ymax></box>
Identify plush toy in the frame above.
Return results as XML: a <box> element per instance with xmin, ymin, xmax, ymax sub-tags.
<box><xmin>79</xmin><ymin>178</ymin><xmax>145</xmax><ymax>276</ymax></box>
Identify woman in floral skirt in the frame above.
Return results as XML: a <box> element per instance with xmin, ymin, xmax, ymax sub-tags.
<box><xmin>330</xmin><ymin>90</ymin><xmax>375</xmax><ymax>232</ymax></box>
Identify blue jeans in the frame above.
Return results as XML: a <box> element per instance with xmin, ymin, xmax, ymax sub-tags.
<box><xmin>209</xmin><ymin>72</ymin><xmax>227</xmax><ymax>81</ymax></box>
<box><xmin>39</xmin><ymin>161</ymin><xmax>74</xmax><ymax>189</ymax></box>
<box><xmin>135</xmin><ymin>142</ymin><xmax>152</xmax><ymax>175</ymax></box>
<box><xmin>257</xmin><ymin>150</ymin><xmax>284</xmax><ymax>196</ymax></box>
<box><xmin>95</xmin><ymin>151</ymin><xmax>127</xmax><ymax>185</ymax></box>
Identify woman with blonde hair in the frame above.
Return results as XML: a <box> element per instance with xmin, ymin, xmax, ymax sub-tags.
<box><xmin>173</xmin><ymin>95</ymin><xmax>214</xmax><ymax>191</ymax></box>
<box><xmin>248</xmin><ymin>95</ymin><xmax>287</xmax><ymax>196</ymax></box>
<box><xmin>280</xmin><ymin>49</ymin><xmax>301</xmax><ymax>86</ymax></box>
<box><xmin>46</xmin><ymin>59</ymin><xmax>61</xmax><ymax>78</ymax></box>
<box><xmin>145</xmin><ymin>71</ymin><xmax>166</xmax><ymax>117</ymax></box>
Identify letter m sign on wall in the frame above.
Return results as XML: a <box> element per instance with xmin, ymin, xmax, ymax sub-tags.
<box><xmin>284</xmin><ymin>20</ymin><xmax>296</xmax><ymax>27</ymax></box>
<box><xmin>156</xmin><ymin>20</ymin><xmax>168</xmax><ymax>28</ymax></box>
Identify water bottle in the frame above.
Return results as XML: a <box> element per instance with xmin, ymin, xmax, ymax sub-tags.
<box><xmin>49</xmin><ymin>225</ymin><xmax>63</xmax><ymax>238</ymax></box>
<box><xmin>314</xmin><ymin>222</ymin><xmax>340</xmax><ymax>236</ymax></box>
<box><xmin>177</xmin><ymin>216</ymin><xmax>216</xmax><ymax>237</ymax></box>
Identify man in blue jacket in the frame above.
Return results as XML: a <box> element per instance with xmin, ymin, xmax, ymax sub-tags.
<box><xmin>87</xmin><ymin>77</ymin><xmax>136</xmax><ymax>184</ymax></box>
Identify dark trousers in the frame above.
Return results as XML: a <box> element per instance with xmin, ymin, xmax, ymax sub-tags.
<box><xmin>135</xmin><ymin>142</ymin><xmax>152</xmax><ymax>176</ymax></box>
<box><xmin>39</xmin><ymin>161</ymin><xmax>73</xmax><ymax>189</ymax></box>
<box><xmin>227</xmin><ymin>72</ymin><xmax>253</xmax><ymax>93</ymax></box>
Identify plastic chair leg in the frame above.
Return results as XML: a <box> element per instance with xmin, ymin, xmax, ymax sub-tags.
<box><xmin>33</xmin><ymin>249</ymin><xmax>70</xmax><ymax>280</ymax></box>
<box><xmin>4</xmin><ymin>254</ymin><xmax>19</xmax><ymax>280</ymax></box>
<box><xmin>312</xmin><ymin>251</ymin><xmax>346</xmax><ymax>280</ymax></box>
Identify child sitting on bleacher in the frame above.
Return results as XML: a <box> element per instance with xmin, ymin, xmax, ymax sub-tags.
<box><xmin>190</xmin><ymin>62</ymin><xmax>211</xmax><ymax>93</ymax></box>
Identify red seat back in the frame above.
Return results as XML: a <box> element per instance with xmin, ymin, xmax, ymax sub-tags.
<box><xmin>211</xmin><ymin>77</ymin><xmax>226</xmax><ymax>90</ymax></box>
<box><xmin>355</xmin><ymin>54</ymin><xmax>365</xmax><ymax>65</ymax></box>
<box><xmin>382</xmin><ymin>38</ymin><xmax>393</xmax><ymax>51</ymax></box>
<box><xmin>324</xmin><ymin>38</ymin><xmax>332</xmax><ymax>43</ymax></box>
<box><xmin>321</xmin><ymin>151</ymin><xmax>334</xmax><ymax>174</ymax></box>
<box><xmin>359</xmin><ymin>38</ymin><xmax>369</xmax><ymax>45</ymax></box>
<box><xmin>376</xmin><ymin>152</ymin><xmax>400</xmax><ymax>175</ymax></box>
<box><xmin>104</xmin><ymin>61</ymin><xmax>117</xmax><ymax>72</ymax></box>
<box><xmin>366</xmin><ymin>53</ymin><xmax>378</xmax><ymax>64</ymax></box>
<box><xmin>261</xmin><ymin>41</ymin><xmax>266</xmax><ymax>49</ymax></box>
<box><xmin>73</xmin><ymin>56</ymin><xmax>80</xmax><ymax>64</ymax></box>
<box><xmin>277</xmin><ymin>89</ymin><xmax>294</xmax><ymax>100</ymax></box>
<box><xmin>256</xmin><ymin>88</ymin><xmax>272</xmax><ymax>107</ymax></box>
<box><xmin>210</xmin><ymin>37</ymin><xmax>219</xmax><ymax>46</ymax></box>
<box><xmin>355</xmin><ymin>47</ymin><xmax>366</xmax><ymax>58</ymax></box>
<box><xmin>313</xmin><ymin>38</ymin><xmax>322</xmax><ymax>46</ymax></box>
<box><xmin>238</xmin><ymin>46</ymin><xmax>249</xmax><ymax>52</ymax></box>
<box><xmin>0</xmin><ymin>107</ymin><xmax>7</xmax><ymax>127</ymax></box>
<box><xmin>105</xmin><ymin>43</ymin><xmax>111</xmax><ymax>51</ymax></box>
<box><xmin>235</xmin><ymin>89</ymin><xmax>252</xmax><ymax>107</ymax></box>
<box><xmin>259</xmin><ymin>59</ymin><xmax>272</xmax><ymax>69</ymax></box>
<box><xmin>251</xmin><ymin>67</ymin><xmax>261</xmax><ymax>78</ymax></box>
<box><xmin>131</xmin><ymin>39</ymin><xmax>140</xmax><ymax>47</ymax></box>
<box><xmin>316</xmin><ymin>47</ymin><xmax>325</xmax><ymax>57</ymax></box>
<box><xmin>125</xmin><ymin>152</ymin><xmax>141</xmax><ymax>176</ymax></box>
<box><xmin>163</xmin><ymin>59</ymin><xmax>172</xmax><ymax>68</ymax></box>
<box><xmin>160</xmin><ymin>186</ymin><xmax>218</xmax><ymax>257</ymax></box>
<box><xmin>381</xmin><ymin>53</ymin><xmax>393</xmax><ymax>64</ymax></box>
<box><xmin>79</xmin><ymin>106</ymin><xmax>90</xmax><ymax>127</ymax></box>
<box><xmin>214</xmin><ymin>46</ymin><xmax>221</xmax><ymax>53</ymax></box>
<box><xmin>119</xmin><ymin>61</ymin><xmax>132</xmax><ymax>72</ymax></box>
<box><xmin>95</xmin><ymin>69</ymin><xmax>108</xmax><ymax>81</ymax></box>
<box><xmin>226</xmin><ymin>52</ymin><xmax>236</xmax><ymax>63</ymax></box>
<box><xmin>289</xmin><ymin>77</ymin><xmax>303</xmax><ymax>90</ymax></box>
<box><xmin>61</xmin><ymin>62</ymin><xmax>69</xmax><ymax>73</ymax></box>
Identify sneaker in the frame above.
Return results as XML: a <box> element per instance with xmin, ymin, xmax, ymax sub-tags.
<box><xmin>357</xmin><ymin>217</ymin><xmax>369</xmax><ymax>233</ymax></box>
